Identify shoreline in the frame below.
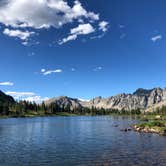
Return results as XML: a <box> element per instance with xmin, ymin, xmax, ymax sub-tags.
<box><xmin>133</xmin><ymin>116</ymin><xmax>166</xmax><ymax>136</ymax></box>
<box><xmin>0</xmin><ymin>112</ymin><xmax>80</xmax><ymax>119</ymax></box>
<box><xmin>0</xmin><ymin>112</ymin><xmax>142</xmax><ymax>119</ymax></box>
<box><xmin>133</xmin><ymin>124</ymin><xmax>166</xmax><ymax>136</ymax></box>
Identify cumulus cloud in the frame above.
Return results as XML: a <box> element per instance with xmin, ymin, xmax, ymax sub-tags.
<box><xmin>41</xmin><ymin>68</ymin><xmax>63</xmax><ymax>75</ymax></box>
<box><xmin>99</xmin><ymin>21</ymin><xmax>109</xmax><ymax>32</ymax></box>
<box><xmin>0</xmin><ymin>0</ymin><xmax>99</xmax><ymax>29</ymax></box>
<box><xmin>59</xmin><ymin>23</ymin><xmax>95</xmax><ymax>44</ymax></box>
<box><xmin>0</xmin><ymin>82</ymin><xmax>14</xmax><ymax>86</ymax></box>
<box><xmin>3</xmin><ymin>28</ymin><xmax>34</xmax><ymax>40</ymax></box>
<box><xmin>0</xmin><ymin>0</ymin><xmax>108</xmax><ymax>44</ymax></box>
<box><xmin>6</xmin><ymin>91</ymin><xmax>36</xmax><ymax>99</ymax></box>
<box><xmin>6</xmin><ymin>91</ymin><xmax>48</xmax><ymax>103</ymax></box>
<box><xmin>151</xmin><ymin>35</ymin><xmax>162</xmax><ymax>42</ymax></box>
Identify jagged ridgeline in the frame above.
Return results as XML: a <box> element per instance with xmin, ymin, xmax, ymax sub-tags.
<box><xmin>44</xmin><ymin>88</ymin><xmax>166</xmax><ymax>112</ymax></box>
<box><xmin>1</xmin><ymin>87</ymin><xmax>166</xmax><ymax>116</ymax></box>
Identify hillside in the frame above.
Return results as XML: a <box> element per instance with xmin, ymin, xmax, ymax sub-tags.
<box><xmin>45</xmin><ymin>87</ymin><xmax>166</xmax><ymax>112</ymax></box>
<box><xmin>0</xmin><ymin>90</ymin><xmax>15</xmax><ymax>105</ymax></box>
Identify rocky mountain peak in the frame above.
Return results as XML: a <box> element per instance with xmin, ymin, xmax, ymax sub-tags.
<box><xmin>45</xmin><ymin>96</ymin><xmax>83</xmax><ymax>110</ymax></box>
<box><xmin>133</xmin><ymin>88</ymin><xmax>153</xmax><ymax>96</ymax></box>
<box><xmin>45</xmin><ymin>87</ymin><xmax>166</xmax><ymax>112</ymax></box>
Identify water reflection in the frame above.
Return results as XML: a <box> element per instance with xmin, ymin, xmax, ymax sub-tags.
<box><xmin>0</xmin><ymin>116</ymin><xmax>165</xmax><ymax>166</ymax></box>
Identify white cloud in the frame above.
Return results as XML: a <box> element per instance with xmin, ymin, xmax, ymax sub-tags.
<box><xmin>89</xmin><ymin>21</ymin><xmax>109</xmax><ymax>40</ymax></box>
<box><xmin>78</xmin><ymin>98</ymin><xmax>90</xmax><ymax>102</ymax></box>
<box><xmin>0</xmin><ymin>0</ymin><xmax>99</xmax><ymax>29</ymax></box>
<box><xmin>0</xmin><ymin>82</ymin><xmax>14</xmax><ymax>86</ymax></box>
<box><xmin>59</xmin><ymin>23</ymin><xmax>95</xmax><ymax>44</ymax></box>
<box><xmin>24</xmin><ymin>96</ymin><xmax>49</xmax><ymax>103</ymax></box>
<box><xmin>151</xmin><ymin>35</ymin><xmax>162</xmax><ymax>42</ymax></box>
<box><xmin>41</xmin><ymin>69</ymin><xmax>46</xmax><ymax>72</ymax></box>
<box><xmin>41</xmin><ymin>69</ymin><xmax>63</xmax><ymax>75</ymax></box>
<box><xmin>3</xmin><ymin>28</ymin><xmax>34</xmax><ymax>41</ymax></box>
<box><xmin>93</xmin><ymin>66</ymin><xmax>103</xmax><ymax>71</ymax></box>
<box><xmin>71</xmin><ymin>23</ymin><xmax>95</xmax><ymax>34</ymax></box>
<box><xmin>6</xmin><ymin>91</ymin><xmax>36</xmax><ymax>99</ymax></box>
<box><xmin>60</xmin><ymin>34</ymin><xmax>77</xmax><ymax>44</ymax></box>
<box><xmin>22</xmin><ymin>41</ymin><xmax>29</xmax><ymax>46</ymax></box>
<box><xmin>0</xmin><ymin>0</ymin><xmax>108</xmax><ymax>44</ymax></box>
<box><xmin>6</xmin><ymin>91</ymin><xmax>48</xmax><ymax>103</ymax></box>
<box><xmin>99</xmin><ymin>21</ymin><xmax>109</xmax><ymax>32</ymax></box>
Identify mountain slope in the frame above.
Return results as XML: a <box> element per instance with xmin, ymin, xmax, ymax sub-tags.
<box><xmin>45</xmin><ymin>87</ymin><xmax>166</xmax><ymax>111</ymax></box>
<box><xmin>0</xmin><ymin>90</ymin><xmax>15</xmax><ymax>105</ymax></box>
<box><xmin>83</xmin><ymin>88</ymin><xmax>166</xmax><ymax>110</ymax></box>
<box><xmin>45</xmin><ymin>96</ymin><xmax>83</xmax><ymax>111</ymax></box>
<box><xmin>145</xmin><ymin>100</ymin><xmax>166</xmax><ymax>112</ymax></box>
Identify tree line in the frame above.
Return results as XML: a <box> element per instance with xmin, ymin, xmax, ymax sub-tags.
<box><xmin>0</xmin><ymin>100</ymin><xmax>142</xmax><ymax>117</ymax></box>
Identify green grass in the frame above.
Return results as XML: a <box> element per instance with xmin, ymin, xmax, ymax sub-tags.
<box><xmin>53</xmin><ymin>112</ymin><xmax>78</xmax><ymax>116</ymax></box>
<box><xmin>134</xmin><ymin>119</ymin><xmax>166</xmax><ymax>136</ymax></box>
<box><xmin>137</xmin><ymin>121</ymin><xmax>166</xmax><ymax>128</ymax></box>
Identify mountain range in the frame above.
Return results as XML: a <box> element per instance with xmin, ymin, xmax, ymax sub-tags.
<box><xmin>1</xmin><ymin>87</ymin><xmax>166</xmax><ymax>112</ymax></box>
<box><xmin>45</xmin><ymin>87</ymin><xmax>166</xmax><ymax>112</ymax></box>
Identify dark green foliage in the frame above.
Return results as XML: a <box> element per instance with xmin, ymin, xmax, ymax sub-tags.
<box><xmin>157</xmin><ymin>106</ymin><xmax>166</xmax><ymax>115</ymax></box>
<box><xmin>0</xmin><ymin>90</ymin><xmax>15</xmax><ymax>115</ymax></box>
<box><xmin>0</xmin><ymin>90</ymin><xmax>15</xmax><ymax>104</ymax></box>
<box><xmin>0</xmin><ymin>90</ymin><xmax>143</xmax><ymax>117</ymax></box>
<box><xmin>0</xmin><ymin>99</ymin><xmax>143</xmax><ymax>117</ymax></box>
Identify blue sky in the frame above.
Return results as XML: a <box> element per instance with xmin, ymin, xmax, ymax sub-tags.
<box><xmin>0</xmin><ymin>0</ymin><xmax>166</xmax><ymax>102</ymax></box>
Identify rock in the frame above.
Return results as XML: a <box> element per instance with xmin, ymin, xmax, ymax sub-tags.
<box><xmin>162</xmin><ymin>130</ymin><xmax>166</xmax><ymax>136</ymax></box>
<box><xmin>133</xmin><ymin>124</ymin><xmax>166</xmax><ymax>136</ymax></box>
<box><xmin>120</xmin><ymin>128</ymin><xmax>132</xmax><ymax>132</ymax></box>
<box><xmin>45</xmin><ymin>87</ymin><xmax>166</xmax><ymax>112</ymax></box>
<box><xmin>155</xmin><ymin>115</ymin><xmax>161</xmax><ymax>119</ymax></box>
<box><xmin>80</xmin><ymin>87</ymin><xmax>166</xmax><ymax>111</ymax></box>
<box><xmin>45</xmin><ymin>96</ymin><xmax>83</xmax><ymax>111</ymax></box>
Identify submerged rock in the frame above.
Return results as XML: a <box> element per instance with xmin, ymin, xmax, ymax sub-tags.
<box><xmin>120</xmin><ymin>128</ymin><xmax>132</xmax><ymax>132</ymax></box>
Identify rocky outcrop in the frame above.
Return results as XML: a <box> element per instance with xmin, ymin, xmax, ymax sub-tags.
<box><xmin>83</xmin><ymin>87</ymin><xmax>166</xmax><ymax>111</ymax></box>
<box><xmin>45</xmin><ymin>87</ymin><xmax>166</xmax><ymax>112</ymax></box>
<box><xmin>145</xmin><ymin>100</ymin><xmax>166</xmax><ymax>112</ymax></box>
<box><xmin>45</xmin><ymin>96</ymin><xmax>83</xmax><ymax>111</ymax></box>
<box><xmin>133</xmin><ymin>124</ymin><xmax>166</xmax><ymax>136</ymax></box>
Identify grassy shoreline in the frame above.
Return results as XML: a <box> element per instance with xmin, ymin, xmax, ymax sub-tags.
<box><xmin>133</xmin><ymin>115</ymin><xmax>166</xmax><ymax>136</ymax></box>
<box><xmin>0</xmin><ymin>112</ymin><xmax>80</xmax><ymax>119</ymax></box>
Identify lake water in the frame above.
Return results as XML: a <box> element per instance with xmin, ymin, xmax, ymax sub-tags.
<box><xmin>0</xmin><ymin>116</ymin><xmax>166</xmax><ymax>166</ymax></box>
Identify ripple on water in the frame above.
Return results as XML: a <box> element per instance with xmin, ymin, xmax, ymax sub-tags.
<box><xmin>0</xmin><ymin>116</ymin><xmax>165</xmax><ymax>166</ymax></box>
